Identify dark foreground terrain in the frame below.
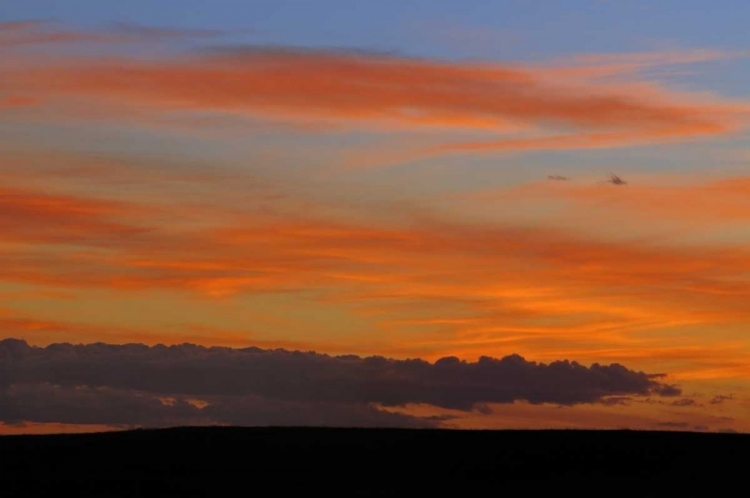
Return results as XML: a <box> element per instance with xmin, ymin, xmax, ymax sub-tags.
<box><xmin>1</xmin><ymin>427</ymin><xmax>747</xmax><ymax>496</ymax></box>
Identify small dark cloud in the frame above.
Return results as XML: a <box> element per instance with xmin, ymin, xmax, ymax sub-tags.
<box><xmin>600</xmin><ymin>396</ymin><xmax>631</xmax><ymax>406</ymax></box>
<box><xmin>474</xmin><ymin>403</ymin><xmax>493</xmax><ymax>414</ymax></box>
<box><xmin>602</xmin><ymin>173</ymin><xmax>627</xmax><ymax>185</ymax></box>
<box><xmin>710</xmin><ymin>415</ymin><xmax>735</xmax><ymax>423</ymax></box>
<box><xmin>693</xmin><ymin>425</ymin><xmax>709</xmax><ymax>431</ymax></box>
<box><xmin>718</xmin><ymin>428</ymin><xmax>738</xmax><ymax>434</ymax></box>
<box><xmin>709</xmin><ymin>394</ymin><xmax>734</xmax><ymax>405</ymax></box>
<box><xmin>651</xmin><ymin>384</ymin><xmax>681</xmax><ymax>397</ymax></box>
<box><xmin>654</xmin><ymin>421</ymin><xmax>690</xmax><ymax>429</ymax></box>
<box><xmin>547</xmin><ymin>175</ymin><xmax>571</xmax><ymax>181</ymax></box>
<box><xmin>671</xmin><ymin>398</ymin><xmax>699</xmax><ymax>407</ymax></box>
<box><xmin>0</xmin><ymin>338</ymin><xmax>681</xmax><ymax>427</ymax></box>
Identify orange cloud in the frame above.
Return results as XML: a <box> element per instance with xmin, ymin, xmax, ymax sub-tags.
<box><xmin>390</xmin><ymin>397</ymin><xmax>747</xmax><ymax>432</ymax></box>
<box><xmin>0</xmin><ymin>422</ymin><xmax>120</xmax><ymax>435</ymax></box>
<box><xmin>0</xmin><ymin>147</ymin><xmax>749</xmax><ymax>382</ymax></box>
<box><xmin>0</xmin><ymin>310</ymin><xmax>420</xmax><ymax>364</ymax></box>
<box><xmin>0</xmin><ymin>312</ymin><xmax>254</xmax><ymax>349</ymax></box>
<box><xmin>342</xmin><ymin>128</ymin><xmax>733</xmax><ymax>171</ymax></box>
<box><xmin>0</xmin><ymin>186</ymin><xmax>154</xmax><ymax>246</ymax></box>
<box><xmin>3</xmin><ymin>180</ymin><xmax>750</xmax><ymax>303</ymax></box>
<box><xmin>1</xmin><ymin>46</ymin><xmax>746</xmax><ymax>150</ymax></box>
<box><xmin>534</xmin><ymin>48</ymin><xmax>750</xmax><ymax>80</ymax></box>
<box><xmin>0</xmin><ymin>94</ymin><xmax>37</xmax><ymax>108</ymax></box>
<box><xmin>2</xmin><ymin>178</ymin><xmax>750</xmax><ymax>382</ymax></box>
<box><xmin>429</xmin><ymin>127</ymin><xmax>728</xmax><ymax>156</ymax></box>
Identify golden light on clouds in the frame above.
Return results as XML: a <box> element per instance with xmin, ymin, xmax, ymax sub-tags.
<box><xmin>0</xmin><ymin>19</ymin><xmax>749</xmax><ymax>432</ymax></box>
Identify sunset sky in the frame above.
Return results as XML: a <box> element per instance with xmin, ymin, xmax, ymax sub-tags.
<box><xmin>1</xmin><ymin>0</ymin><xmax>749</xmax><ymax>434</ymax></box>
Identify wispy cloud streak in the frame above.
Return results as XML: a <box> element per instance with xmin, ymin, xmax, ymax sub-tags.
<box><xmin>2</xmin><ymin>44</ymin><xmax>747</xmax><ymax>164</ymax></box>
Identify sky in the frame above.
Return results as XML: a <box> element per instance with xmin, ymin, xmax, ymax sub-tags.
<box><xmin>1</xmin><ymin>1</ymin><xmax>749</xmax><ymax>434</ymax></box>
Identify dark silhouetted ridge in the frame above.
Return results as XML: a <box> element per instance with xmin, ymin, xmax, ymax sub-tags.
<box><xmin>1</xmin><ymin>427</ymin><xmax>746</xmax><ymax>496</ymax></box>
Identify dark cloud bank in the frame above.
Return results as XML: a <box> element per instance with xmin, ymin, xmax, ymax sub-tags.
<box><xmin>0</xmin><ymin>338</ymin><xmax>680</xmax><ymax>428</ymax></box>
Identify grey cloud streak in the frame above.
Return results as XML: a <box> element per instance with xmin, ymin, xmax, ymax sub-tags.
<box><xmin>0</xmin><ymin>338</ymin><xmax>681</xmax><ymax>428</ymax></box>
<box><xmin>0</xmin><ymin>383</ymin><xmax>430</xmax><ymax>428</ymax></box>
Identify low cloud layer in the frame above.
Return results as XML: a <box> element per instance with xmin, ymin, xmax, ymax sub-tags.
<box><xmin>0</xmin><ymin>338</ymin><xmax>680</xmax><ymax>428</ymax></box>
<box><xmin>0</xmin><ymin>383</ymin><xmax>429</xmax><ymax>429</ymax></box>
